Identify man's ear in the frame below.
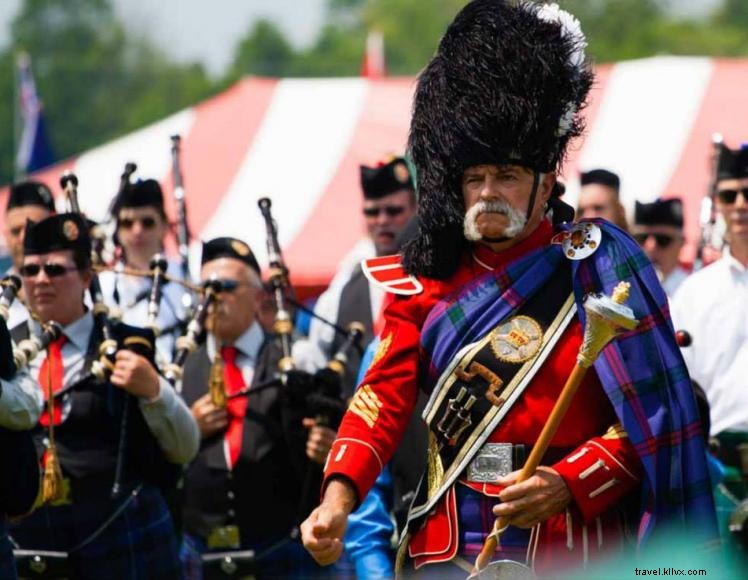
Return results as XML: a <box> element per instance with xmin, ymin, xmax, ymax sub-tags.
<box><xmin>540</xmin><ymin>172</ymin><xmax>557</xmax><ymax>204</ymax></box>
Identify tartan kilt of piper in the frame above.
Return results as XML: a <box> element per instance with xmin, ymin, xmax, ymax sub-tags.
<box><xmin>10</xmin><ymin>483</ymin><xmax>182</xmax><ymax>579</ymax></box>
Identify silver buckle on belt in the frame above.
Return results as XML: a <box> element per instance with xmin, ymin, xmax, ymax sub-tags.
<box><xmin>467</xmin><ymin>443</ymin><xmax>514</xmax><ymax>483</ymax></box>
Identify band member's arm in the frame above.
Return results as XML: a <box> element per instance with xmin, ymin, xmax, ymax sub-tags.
<box><xmin>552</xmin><ymin>423</ymin><xmax>643</xmax><ymax>522</ymax></box>
<box><xmin>323</xmin><ymin>293</ymin><xmax>426</xmax><ymax>506</ymax></box>
<box><xmin>0</xmin><ymin>367</ymin><xmax>42</xmax><ymax>430</ymax></box>
<box><xmin>110</xmin><ymin>349</ymin><xmax>200</xmax><ymax>463</ymax></box>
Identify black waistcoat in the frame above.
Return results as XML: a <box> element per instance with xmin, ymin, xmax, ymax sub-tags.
<box><xmin>180</xmin><ymin>336</ymin><xmax>309</xmax><ymax>544</ymax></box>
<box><xmin>10</xmin><ymin>320</ymin><xmax>176</xmax><ymax>492</ymax></box>
<box><xmin>331</xmin><ymin>265</ymin><xmax>375</xmax><ymax>398</ymax></box>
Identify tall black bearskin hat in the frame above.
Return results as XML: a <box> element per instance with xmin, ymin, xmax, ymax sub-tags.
<box><xmin>403</xmin><ymin>0</ymin><xmax>593</xmax><ymax>279</ymax></box>
<box><xmin>716</xmin><ymin>143</ymin><xmax>748</xmax><ymax>181</ymax></box>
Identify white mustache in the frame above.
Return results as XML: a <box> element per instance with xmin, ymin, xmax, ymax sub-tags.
<box><xmin>463</xmin><ymin>200</ymin><xmax>527</xmax><ymax>241</ymax></box>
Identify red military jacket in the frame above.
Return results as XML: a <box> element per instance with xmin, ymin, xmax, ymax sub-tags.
<box><xmin>324</xmin><ymin>221</ymin><xmax>643</xmax><ymax>570</ymax></box>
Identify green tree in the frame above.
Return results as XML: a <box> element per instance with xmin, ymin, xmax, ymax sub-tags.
<box><xmin>2</xmin><ymin>0</ymin><xmax>214</xmax><ymax>186</ymax></box>
<box><xmin>228</xmin><ymin>19</ymin><xmax>295</xmax><ymax>80</ymax></box>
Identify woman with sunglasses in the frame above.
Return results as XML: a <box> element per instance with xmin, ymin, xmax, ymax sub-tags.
<box><xmin>99</xmin><ymin>179</ymin><xmax>191</xmax><ymax>362</ymax></box>
<box><xmin>672</xmin><ymin>142</ymin><xmax>748</xmax><ymax>496</ymax></box>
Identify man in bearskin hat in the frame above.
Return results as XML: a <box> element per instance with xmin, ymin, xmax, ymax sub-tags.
<box><xmin>8</xmin><ymin>212</ymin><xmax>199</xmax><ymax>578</ymax></box>
<box><xmin>672</xmin><ymin>143</ymin><xmax>748</xmax><ymax>487</ymax></box>
<box><xmin>301</xmin><ymin>1</ymin><xmax>715</xmax><ymax>577</ymax></box>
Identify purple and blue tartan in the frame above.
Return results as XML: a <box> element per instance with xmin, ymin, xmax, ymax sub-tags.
<box><xmin>10</xmin><ymin>483</ymin><xmax>182</xmax><ymax>579</ymax></box>
<box><xmin>419</xmin><ymin>221</ymin><xmax>717</xmax><ymax>545</ymax></box>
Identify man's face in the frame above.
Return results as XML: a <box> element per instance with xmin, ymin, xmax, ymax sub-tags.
<box><xmin>577</xmin><ymin>184</ymin><xmax>620</xmax><ymax>222</ymax></box>
<box><xmin>4</xmin><ymin>205</ymin><xmax>52</xmax><ymax>269</ymax></box>
<box><xmin>117</xmin><ymin>206</ymin><xmax>167</xmax><ymax>260</ymax></box>
<box><xmin>461</xmin><ymin>164</ymin><xmax>554</xmax><ymax>247</ymax></box>
<box><xmin>633</xmin><ymin>224</ymin><xmax>683</xmax><ymax>277</ymax></box>
<box><xmin>21</xmin><ymin>250</ymin><xmax>90</xmax><ymax>326</ymax></box>
<box><xmin>201</xmin><ymin>258</ymin><xmax>259</xmax><ymax>343</ymax></box>
<box><xmin>716</xmin><ymin>177</ymin><xmax>748</xmax><ymax>243</ymax></box>
<box><xmin>363</xmin><ymin>190</ymin><xmax>416</xmax><ymax>256</ymax></box>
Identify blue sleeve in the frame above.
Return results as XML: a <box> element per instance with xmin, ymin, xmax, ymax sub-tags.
<box><xmin>341</xmin><ymin>337</ymin><xmax>395</xmax><ymax>578</ymax></box>
<box><xmin>343</xmin><ymin>466</ymin><xmax>395</xmax><ymax>579</ymax></box>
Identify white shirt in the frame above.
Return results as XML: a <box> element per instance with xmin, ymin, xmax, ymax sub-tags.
<box><xmin>205</xmin><ymin>321</ymin><xmax>265</xmax><ymax>387</ymax></box>
<box><xmin>0</xmin><ymin>365</ymin><xmax>41</xmax><ymax>430</ymax></box>
<box><xmin>24</xmin><ymin>312</ymin><xmax>199</xmax><ymax>463</ymax></box>
<box><xmin>661</xmin><ymin>265</ymin><xmax>689</xmax><ymax>299</ymax></box>
<box><xmin>99</xmin><ymin>259</ymin><xmax>191</xmax><ymax>362</ymax></box>
<box><xmin>671</xmin><ymin>248</ymin><xmax>748</xmax><ymax>435</ymax></box>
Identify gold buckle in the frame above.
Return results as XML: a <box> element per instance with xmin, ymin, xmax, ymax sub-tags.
<box><xmin>207</xmin><ymin>525</ymin><xmax>241</xmax><ymax>550</ymax></box>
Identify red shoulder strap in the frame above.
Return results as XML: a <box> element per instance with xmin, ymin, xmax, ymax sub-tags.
<box><xmin>362</xmin><ymin>255</ymin><xmax>424</xmax><ymax>295</ymax></box>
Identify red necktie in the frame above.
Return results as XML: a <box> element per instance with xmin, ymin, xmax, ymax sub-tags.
<box><xmin>38</xmin><ymin>335</ymin><xmax>68</xmax><ymax>427</ymax></box>
<box><xmin>221</xmin><ymin>346</ymin><xmax>247</xmax><ymax>469</ymax></box>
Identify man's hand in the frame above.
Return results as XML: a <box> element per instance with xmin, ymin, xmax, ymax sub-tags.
<box><xmin>191</xmin><ymin>394</ymin><xmax>228</xmax><ymax>439</ymax></box>
<box><xmin>110</xmin><ymin>350</ymin><xmax>160</xmax><ymax>399</ymax></box>
<box><xmin>302</xmin><ymin>418</ymin><xmax>336</xmax><ymax>465</ymax></box>
<box><xmin>301</xmin><ymin>479</ymin><xmax>356</xmax><ymax>566</ymax></box>
<box><xmin>492</xmin><ymin>466</ymin><xmax>572</xmax><ymax>528</ymax></box>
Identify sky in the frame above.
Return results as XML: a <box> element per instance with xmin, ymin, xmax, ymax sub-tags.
<box><xmin>0</xmin><ymin>0</ymin><xmax>327</xmax><ymax>77</ymax></box>
<box><xmin>0</xmin><ymin>0</ymin><xmax>721</xmax><ymax>78</ymax></box>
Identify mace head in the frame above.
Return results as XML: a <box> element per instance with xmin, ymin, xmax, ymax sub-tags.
<box><xmin>578</xmin><ymin>281</ymin><xmax>639</xmax><ymax>368</ymax></box>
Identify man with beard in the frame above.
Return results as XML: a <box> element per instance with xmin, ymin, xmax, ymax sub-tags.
<box><xmin>633</xmin><ymin>198</ymin><xmax>689</xmax><ymax>298</ymax></box>
<box><xmin>294</xmin><ymin>156</ymin><xmax>416</xmax><ymax>398</ymax></box>
<box><xmin>301</xmin><ymin>1</ymin><xmax>715</xmax><ymax>577</ymax></box>
<box><xmin>672</xmin><ymin>142</ymin><xmax>748</xmax><ymax>481</ymax></box>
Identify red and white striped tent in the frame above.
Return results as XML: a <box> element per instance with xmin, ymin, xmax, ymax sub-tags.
<box><xmin>3</xmin><ymin>56</ymin><xmax>748</xmax><ymax>293</ymax></box>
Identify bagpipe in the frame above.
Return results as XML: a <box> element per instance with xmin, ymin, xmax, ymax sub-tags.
<box><xmin>694</xmin><ymin>133</ymin><xmax>727</xmax><ymax>270</ymax></box>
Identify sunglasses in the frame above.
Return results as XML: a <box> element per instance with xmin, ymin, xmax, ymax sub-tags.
<box><xmin>118</xmin><ymin>216</ymin><xmax>157</xmax><ymax>230</ymax></box>
<box><xmin>363</xmin><ymin>205</ymin><xmax>407</xmax><ymax>218</ymax></box>
<box><xmin>633</xmin><ymin>233</ymin><xmax>678</xmax><ymax>249</ymax></box>
<box><xmin>205</xmin><ymin>279</ymin><xmax>245</xmax><ymax>293</ymax></box>
<box><xmin>20</xmin><ymin>263</ymin><xmax>78</xmax><ymax>278</ymax></box>
<box><xmin>716</xmin><ymin>187</ymin><xmax>748</xmax><ymax>205</ymax></box>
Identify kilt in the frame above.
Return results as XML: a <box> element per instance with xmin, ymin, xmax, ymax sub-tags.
<box><xmin>180</xmin><ymin>531</ymin><xmax>340</xmax><ymax>580</ymax></box>
<box><xmin>1</xmin><ymin>519</ymin><xmax>17</xmax><ymax>580</ymax></box>
<box><xmin>10</xmin><ymin>483</ymin><xmax>181</xmax><ymax>579</ymax></box>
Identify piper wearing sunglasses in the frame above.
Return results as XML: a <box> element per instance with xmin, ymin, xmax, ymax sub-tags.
<box><xmin>672</xmin><ymin>140</ymin><xmax>748</xmax><ymax>482</ymax></box>
<box><xmin>99</xmin><ymin>178</ymin><xmax>190</xmax><ymax>360</ymax></box>
<box><xmin>633</xmin><ymin>198</ymin><xmax>688</xmax><ymax>297</ymax></box>
<box><xmin>177</xmin><ymin>237</ymin><xmax>329</xmax><ymax>578</ymax></box>
<box><xmin>10</xmin><ymin>213</ymin><xmax>198</xmax><ymax>578</ymax></box>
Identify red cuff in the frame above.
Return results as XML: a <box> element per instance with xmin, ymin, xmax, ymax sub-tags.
<box><xmin>322</xmin><ymin>437</ymin><xmax>384</xmax><ymax>507</ymax></box>
<box><xmin>554</xmin><ymin>436</ymin><xmax>641</xmax><ymax>522</ymax></box>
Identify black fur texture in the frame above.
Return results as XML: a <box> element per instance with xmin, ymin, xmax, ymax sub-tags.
<box><xmin>402</xmin><ymin>0</ymin><xmax>593</xmax><ymax>279</ymax></box>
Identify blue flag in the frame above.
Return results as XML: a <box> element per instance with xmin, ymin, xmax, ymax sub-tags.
<box><xmin>15</xmin><ymin>52</ymin><xmax>55</xmax><ymax>175</ymax></box>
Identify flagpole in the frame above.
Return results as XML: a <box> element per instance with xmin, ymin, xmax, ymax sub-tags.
<box><xmin>13</xmin><ymin>52</ymin><xmax>22</xmax><ymax>180</ymax></box>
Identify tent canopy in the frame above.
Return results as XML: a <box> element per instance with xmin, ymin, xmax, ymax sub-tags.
<box><xmin>3</xmin><ymin>56</ymin><xmax>748</xmax><ymax>291</ymax></box>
